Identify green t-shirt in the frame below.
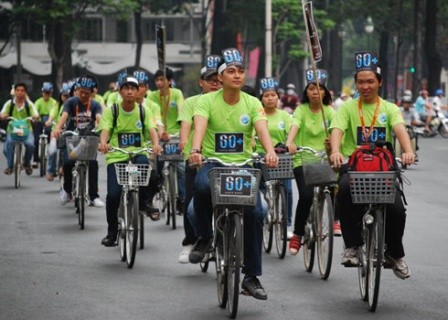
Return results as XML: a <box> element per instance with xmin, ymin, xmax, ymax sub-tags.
<box><xmin>34</xmin><ymin>97</ymin><xmax>57</xmax><ymax>117</ymax></box>
<box><xmin>177</xmin><ymin>94</ymin><xmax>201</xmax><ymax>160</ymax></box>
<box><xmin>49</xmin><ymin>103</ymin><xmax>64</xmax><ymax>129</ymax></box>
<box><xmin>147</xmin><ymin>88</ymin><xmax>184</xmax><ymax>135</ymax></box>
<box><xmin>194</xmin><ymin>90</ymin><xmax>267</xmax><ymax>163</ymax></box>
<box><xmin>106</xmin><ymin>91</ymin><xmax>120</xmax><ymax>108</ymax></box>
<box><xmin>92</xmin><ymin>93</ymin><xmax>105</xmax><ymax>107</ymax></box>
<box><xmin>330</xmin><ymin>97</ymin><xmax>405</xmax><ymax>157</ymax></box>
<box><xmin>1</xmin><ymin>99</ymin><xmax>38</xmax><ymax>133</ymax></box>
<box><xmin>254</xmin><ymin>109</ymin><xmax>292</xmax><ymax>154</ymax></box>
<box><xmin>291</xmin><ymin>103</ymin><xmax>335</xmax><ymax>167</ymax></box>
<box><xmin>98</xmin><ymin>103</ymin><xmax>156</xmax><ymax>165</ymax></box>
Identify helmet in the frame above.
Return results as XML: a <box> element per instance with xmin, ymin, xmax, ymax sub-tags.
<box><xmin>435</xmin><ymin>89</ymin><xmax>444</xmax><ymax>96</ymax></box>
<box><xmin>133</xmin><ymin>70</ymin><xmax>149</xmax><ymax>84</ymax></box>
<box><xmin>42</xmin><ymin>82</ymin><xmax>53</xmax><ymax>92</ymax></box>
<box><xmin>75</xmin><ymin>75</ymin><xmax>97</xmax><ymax>91</ymax></box>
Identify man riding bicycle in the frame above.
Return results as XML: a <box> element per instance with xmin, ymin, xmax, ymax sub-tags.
<box><xmin>98</xmin><ymin>75</ymin><xmax>162</xmax><ymax>246</ymax></box>
<box><xmin>188</xmin><ymin>48</ymin><xmax>278</xmax><ymax>300</ymax></box>
<box><xmin>329</xmin><ymin>51</ymin><xmax>415</xmax><ymax>280</ymax></box>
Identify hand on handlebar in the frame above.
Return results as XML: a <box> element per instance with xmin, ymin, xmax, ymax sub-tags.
<box><xmin>330</xmin><ymin>151</ymin><xmax>344</xmax><ymax>169</ymax></box>
<box><xmin>400</xmin><ymin>152</ymin><xmax>415</xmax><ymax>166</ymax></box>
<box><xmin>98</xmin><ymin>142</ymin><xmax>110</xmax><ymax>154</ymax></box>
<box><xmin>189</xmin><ymin>152</ymin><xmax>203</xmax><ymax>168</ymax></box>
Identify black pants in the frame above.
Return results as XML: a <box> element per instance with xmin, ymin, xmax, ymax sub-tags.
<box><xmin>183</xmin><ymin>160</ymin><xmax>198</xmax><ymax>245</ymax></box>
<box><xmin>63</xmin><ymin>158</ymin><xmax>100</xmax><ymax>201</ymax></box>
<box><xmin>336</xmin><ymin>168</ymin><xmax>407</xmax><ymax>259</ymax></box>
<box><xmin>292</xmin><ymin>166</ymin><xmax>314</xmax><ymax>236</ymax></box>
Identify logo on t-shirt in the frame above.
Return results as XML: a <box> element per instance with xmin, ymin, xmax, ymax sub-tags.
<box><xmin>136</xmin><ymin>120</ymin><xmax>142</xmax><ymax>130</ymax></box>
<box><xmin>378</xmin><ymin>113</ymin><xmax>387</xmax><ymax>124</ymax></box>
<box><xmin>240</xmin><ymin>115</ymin><xmax>250</xmax><ymax>126</ymax></box>
<box><xmin>169</xmin><ymin>101</ymin><xmax>177</xmax><ymax>108</ymax></box>
<box><xmin>277</xmin><ymin>121</ymin><xmax>285</xmax><ymax>130</ymax></box>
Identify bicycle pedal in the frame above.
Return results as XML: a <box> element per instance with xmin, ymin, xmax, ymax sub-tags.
<box><xmin>341</xmin><ymin>261</ymin><xmax>359</xmax><ymax>268</ymax></box>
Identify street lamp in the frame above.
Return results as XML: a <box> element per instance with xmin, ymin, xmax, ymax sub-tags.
<box><xmin>364</xmin><ymin>16</ymin><xmax>374</xmax><ymax>50</ymax></box>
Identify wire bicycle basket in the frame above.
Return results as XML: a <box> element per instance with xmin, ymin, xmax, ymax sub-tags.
<box><xmin>66</xmin><ymin>136</ymin><xmax>100</xmax><ymax>161</ymax></box>
<box><xmin>261</xmin><ymin>154</ymin><xmax>294</xmax><ymax>180</ymax></box>
<box><xmin>348</xmin><ymin>171</ymin><xmax>397</xmax><ymax>204</ymax></box>
<box><xmin>302</xmin><ymin>151</ymin><xmax>337</xmax><ymax>186</ymax></box>
<box><xmin>114</xmin><ymin>163</ymin><xmax>151</xmax><ymax>187</ymax></box>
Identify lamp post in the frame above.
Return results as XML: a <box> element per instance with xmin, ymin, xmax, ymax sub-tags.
<box><xmin>364</xmin><ymin>16</ymin><xmax>374</xmax><ymax>51</ymax></box>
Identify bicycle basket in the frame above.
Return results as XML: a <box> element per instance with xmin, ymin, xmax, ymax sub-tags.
<box><xmin>261</xmin><ymin>154</ymin><xmax>294</xmax><ymax>180</ymax></box>
<box><xmin>348</xmin><ymin>171</ymin><xmax>397</xmax><ymax>204</ymax></box>
<box><xmin>158</xmin><ymin>137</ymin><xmax>184</xmax><ymax>161</ymax></box>
<box><xmin>208</xmin><ymin>167</ymin><xmax>261</xmax><ymax>207</ymax></box>
<box><xmin>302</xmin><ymin>152</ymin><xmax>337</xmax><ymax>186</ymax></box>
<box><xmin>56</xmin><ymin>137</ymin><xmax>66</xmax><ymax>149</ymax></box>
<box><xmin>114</xmin><ymin>163</ymin><xmax>151</xmax><ymax>186</ymax></box>
<box><xmin>66</xmin><ymin>136</ymin><xmax>100</xmax><ymax>161</ymax></box>
<box><xmin>9</xmin><ymin>119</ymin><xmax>29</xmax><ymax>142</ymax></box>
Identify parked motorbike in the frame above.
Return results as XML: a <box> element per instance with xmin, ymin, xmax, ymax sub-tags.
<box><xmin>413</xmin><ymin>110</ymin><xmax>448</xmax><ymax>138</ymax></box>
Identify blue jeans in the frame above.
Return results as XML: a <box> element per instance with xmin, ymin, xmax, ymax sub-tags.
<box><xmin>283</xmin><ymin>179</ymin><xmax>293</xmax><ymax>225</ymax></box>
<box><xmin>105</xmin><ymin>155</ymin><xmax>151</xmax><ymax>236</ymax></box>
<box><xmin>194</xmin><ymin>163</ymin><xmax>265</xmax><ymax>277</ymax></box>
<box><xmin>3</xmin><ymin>133</ymin><xmax>35</xmax><ymax>168</ymax></box>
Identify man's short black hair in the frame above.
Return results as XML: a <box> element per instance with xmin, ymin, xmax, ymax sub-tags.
<box><xmin>154</xmin><ymin>67</ymin><xmax>174</xmax><ymax>81</ymax></box>
<box><xmin>14</xmin><ymin>82</ymin><xmax>27</xmax><ymax>91</ymax></box>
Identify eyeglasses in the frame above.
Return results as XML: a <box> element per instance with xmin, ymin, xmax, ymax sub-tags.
<box><xmin>205</xmin><ymin>79</ymin><xmax>221</xmax><ymax>85</ymax></box>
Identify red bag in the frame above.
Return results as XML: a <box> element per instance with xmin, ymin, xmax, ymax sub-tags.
<box><xmin>348</xmin><ymin>142</ymin><xmax>396</xmax><ymax>172</ymax></box>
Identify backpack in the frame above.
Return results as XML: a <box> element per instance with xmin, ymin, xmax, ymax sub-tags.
<box><xmin>8</xmin><ymin>100</ymin><xmax>31</xmax><ymax>118</ymax></box>
<box><xmin>110</xmin><ymin>103</ymin><xmax>145</xmax><ymax>142</ymax></box>
<box><xmin>348</xmin><ymin>142</ymin><xmax>397</xmax><ymax>172</ymax></box>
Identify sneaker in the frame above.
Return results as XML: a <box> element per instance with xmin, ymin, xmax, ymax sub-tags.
<box><xmin>288</xmin><ymin>234</ymin><xmax>301</xmax><ymax>255</ymax></box>
<box><xmin>287</xmin><ymin>230</ymin><xmax>294</xmax><ymax>240</ymax></box>
<box><xmin>59</xmin><ymin>189</ymin><xmax>72</xmax><ymax>205</ymax></box>
<box><xmin>4</xmin><ymin>167</ymin><xmax>13</xmax><ymax>175</ymax></box>
<box><xmin>32</xmin><ymin>162</ymin><xmax>38</xmax><ymax>169</ymax></box>
<box><xmin>178</xmin><ymin>245</ymin><xmax>193</xmax><ymax>264</ymax></box>
<box><xmin>241</xmin><ymin>276</ymin><xmax>268</xmax><ymax>300</ymax></box>
<box><xmin>333</xmin><ymin>221</ymin><xmax>342</xmax><ymax>237</ymax></box>
<box><xmin>341</xmin><ymin>247</ymin><xmax>359</xmax><ymax>266</ymax></box>
<box><xmin>189</xmin><ymin>239</ymin><xmax>213</xmax><ymax>264</ymax></box>
<box><xmin>24</xmin><ymin>166</ymin><xmax>33</xmax><ymax>176</ymax></box>
<box><xmin>176</xmin><ymin>198</ymin><xmax>185</xmax><ymax>214</ymax></box>
<box><xmin>101</xmin><ymin>234</ymin><xmax>117</xmax><ymax>247</ymax></box>
<box><xmin>90</xmin><ymin>198</ymin><xmax>105</xmax><ymax>207</ymax></box>
<box><xmin>385</xmin><ymin>255</ymin><xmax>411</xmax><ymax>280</ymax></box>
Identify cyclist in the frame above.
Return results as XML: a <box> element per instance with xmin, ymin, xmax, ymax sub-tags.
<box><xmin>188</xmin><ymin>48</ymin><xmax>278</xmax><ymax>300</ymax></box>
<box><xmin>285</xmin><ymin>69</ymin><xmax>336</xmax><ymax>255</ymax></box>
<box><xmin>329</xmin><ymin>51</ymin><xmax>415</xmax><ymax>280</ymax></box>
<box><xmin>32</xmin><ymin>82</ymin><xmax>57</xmax><ymax>169</ymax></box>
<box><xmin>147</xmin><ymin>67</ymin><xmax>186</xmax><ymax>212</ymax></box>
<box><xmin>98</xmin><ymin>75</ymin><xmax>162</xmax><ymax>246</ymax></box>
<box><xmin>400</xmin><ymin>95</ymin><xmax>420</xmax><ymax>159</ymax></box>
<box><xmin>177</xmin><ymin>54</ymin><xmax>222</xmax><ymax>263</ymax></box>
<box><xmin>53</xmin><ymin>75</ymin><xmax>105</xmax><ymax>207</ymax></box>
<box><xmin>254</xmin><ymin>77</ymin><xmax>294</xmax><ymax>234</ymax></box>
<box><xmin>1</xmin><ymin>82</ymin><xmax>39</xmax><ymax>176</ymax></box>
<box><xmin>45</xmin><ymin>82</ymin><xmax>71</xmax><ymax>181</ymax></box>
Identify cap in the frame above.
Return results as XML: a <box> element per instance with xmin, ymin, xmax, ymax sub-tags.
<box><xmin>286</xmin><ymin>83</ymin><xmax>295</xmax><ymax>90</ymax></box>
<box><xmin>201</xmin><ymin>55</ymin><xmax>222</xmax><ymax>78</ymax></box>
<box><xmin>355</xmin><ymin>51</ymin><xmax>381</xmax><ymax>75</ymax></box>
<box><xmin>118</xmin><ymin>76</ymin><xmax>139</xmax><ymax>89</ymax></box>
<box><xmin>60</xmin><ymin>82</ymin><xmax>71</xmax><ymax>95</ymax></box>
<box><xmin>259</xmin><ymin>77</ymin><xmax>280</xmax><ymax>94</ymax></box>
<box><xmin>435</xmin><ymin>89</ymin><xmax>444</xmax><ymax>96</ymax></box>
<box><xmin>218</xmin><ymin>48</ymin><xmax>245</xmax><ymax>74</ymax></box>
<box><xmin>42</xmin><ymin>82</ymin><xmax>53</xmax><ymax>92</ymax></box>
<box><xmin>305</xmin><ymin>69</ymin><xmax>329</xmax><ymax>86</ymax></box>
<box><xmin>402</xmin><ymin>95</ymin><xmax>412</xmax><ymax>103</ymax></box>
<box><xmin>75</xmin><ymin>75</ymin><xmax>97</xmax><ymax>91</ymax></box>
<box><xmin>133</xmin><ymin>70</ymin><xmax>149</xmax><ymax>84</ymax></box>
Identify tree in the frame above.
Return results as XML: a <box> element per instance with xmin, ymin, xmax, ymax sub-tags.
<box><xmin>424</xmin><ymin>0</ymin><xmax>441</xmax><ymax>95</ymax></box>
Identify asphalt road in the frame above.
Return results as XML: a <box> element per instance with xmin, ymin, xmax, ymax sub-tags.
<box><xmin>0</xmin><ymin>136</ymin><xmax>447</xmax><ymax>320</ymax></box>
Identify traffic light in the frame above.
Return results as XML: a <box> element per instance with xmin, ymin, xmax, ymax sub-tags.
<box><xmin>409</xmin><ymin>66</ymin><xmax>416</xmax><ymax>73</ymax></box>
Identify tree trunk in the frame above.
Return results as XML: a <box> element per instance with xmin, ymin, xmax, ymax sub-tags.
<box><xmin>329</xmin><ymin>26</ymin><xmax>342</xmax><ymax>94</ymax></box>
<box><xmin>424</xmin><ymin>0</ymin><xmax>441</xmax><ymax>95</ymax></box>
<box><xmin>413</xmin><ymin>0</ymin><xmax>424</xmax><ymax>95</ymax></box>
<box><xmin>134</xmin><ymin>9</ymin><xmax>142</xmax><ymax>68</ymax></box>
<box><xmin>211</xmin><ymin>0</ymin><xmax>236</xmax><ymax>54</ymax></box>
<box><xmin>379</xmin><ymin>30</ymin><xmax>389</xmax><ymax>98</ymax></box>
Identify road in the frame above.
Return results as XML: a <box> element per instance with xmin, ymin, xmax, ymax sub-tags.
<box><xmin>0</xmin><ymin>137</ymin><xmax>447</xmax><ymax>320</ymax></box>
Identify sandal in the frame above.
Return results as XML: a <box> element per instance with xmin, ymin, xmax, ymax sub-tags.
<box><xmin>47</xmin><ymin>174</ymin><xmax>54</xmax><ymax>181</ymax></box>
<box><xmin>148</xmin><ymin>211</ymin><xmax>161</xmax><ymax>221</ymax></box>
<box><xmin>24</xmin><ymin>166</ymin><xmax>33</xmax><ymax>176</ymax></box>
<box><xmin>4</xmin><ymin>167</ymin><xmax>13</xmax><ymax>175</ymax></box>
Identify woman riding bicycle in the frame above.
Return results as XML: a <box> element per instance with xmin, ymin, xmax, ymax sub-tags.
<box><xmin>329</xmin><ymin>51</ymin><xmax>415</xmax><ymax>280</ymax></box>
<box><xmin>285</xmin><ymin>69</ymin><xmax>336</xmax><ymax>255</ymax></box>
<box><xmin>98</xmin><ymin>75</ymin><xmax>162</xmax><ymax>247</ymax></box>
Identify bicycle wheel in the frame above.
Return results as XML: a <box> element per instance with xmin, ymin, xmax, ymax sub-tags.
<box><xmin>139</xmin><ymin>210</ymin><xmax>145</xmax><ymax>250</ymax></box>
<box><xmin>303</xmin><ymin>207</ymin><xmax>315</xmax><ymax>272</ymax></box>
<box><xmin>274</xmin><ymin>184</ymin><xmax>288</xmax><ymax>259</ymax></box>
<box><xmin>316</xmin><ymin>192</ymin><xmax>334</xmax><ymax>279</ymax></box>
<box><xmin>215</xmin><ymin>209</ymin><xmax>228</xmax><ymax>308</ymax></box>
<box><xmin>39</xmin><ymin>138</ymin><xmax>46</xmax><ymax>177</ymax></box>
<box><xmin>262</xmin><ymin>213</ymin><xmax>273</xmax><ymax>253</ymax></box>
<box><xmin>78</xmin><ymin>168</ymin><xmax>86</xmax><ymax>230</ymax></box>
<box><xmin>439</xmin><ymin>123</ymin><xmax>448</xmax><ymax>138</ymax></box>
<box><xmin>14</xmin><ymin>144</ymin><xmax>22</xmax><ymax>189</ymax></box>
<box><xmin>358</xmin><ymin>238</ymin><xmax>368</xmax><ymax>301</ymax></box>
<box><xmin>73</xmin><ymin>168</ymin><xmax>80</xmax><ymax>214</ymax></box>
<box><xmin>168</xmin><ymin>164</ymin><xmax>177</xmax><ymax>230</ymax></box>
<box><xmin>118</xmin><ymin>199</ymin><xmax>126</xmax><ymax>262</ymax></box>
<box><xmin>367</xmin><ymin>208</ymin><xmax>384</xmax><ymax>312</ymax></box>
<box><xmin>227</xmin><ymin>213</ymin><xmax>242</xmax><ymax>319</ymax></box>
<box><xmin>125</xmin><ymin>191</ymin><xmax>139</xmax><ymax>268</ymax></box>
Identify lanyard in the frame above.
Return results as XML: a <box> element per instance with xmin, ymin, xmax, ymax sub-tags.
<box><xmin>75</xmin><ymin>98</ymin><xmax>91</xmax><ymax>128</ymax></box>
<box><xmin>358</xmin><ymin>97</ymin><xmax>380</xmax><ymax>143</ymax></box>
<box><xmin>159</xmin><ymin>89</ymin><xmax>171</xmax><ymax>128</ymax></box>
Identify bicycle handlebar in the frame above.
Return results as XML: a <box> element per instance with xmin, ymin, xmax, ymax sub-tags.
<box><xmin>203</xmin><ymin>155</ymin><xmax>262</xmax><ymax>167</ymax></box>
<box><xmin>109</xmin><ymin>146</ymin><xmax>153</xmax><ymax>156</ymax></box>
<box><xmin>7</xmin><ymin>116</ymin><xmax>33</xmax><ymax>122</ymax></box>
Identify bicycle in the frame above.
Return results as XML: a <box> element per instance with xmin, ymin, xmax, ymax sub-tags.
<box><xmin>111</xmin><ymin>146</ymin><xmax>152</xmax><ymax>268</ymax></box>
<box><xmin>64</xmin><ymin>131</ymin><xmax>100</xmax><ymax>230</ymax></box>
<box><xmin>38</xmin><ymin>125</ymin><xmax>49</xmax><ymax>177</ymax></box>
<box><xmin>299</xmin><ymin>146</ymin><xmax>337</xmax><ymax>280</ymax></box>
<box><xmin>260</xmin><ymin>153</ymin><xmax>294</xmax><ymax>259</ymax></box>
<box><xmin>7</xmin><ymin>116</ymin><xmax>33</xmax><ymax>189</ymax></box>
<box><xmin>348</xmin><ymin>170</ymin><xmax>398</xmax><ymax>312</ymax></box>
<box><xmin>206</xmin><ymin>156</ymin><xmax>262</xmax><ymax>319</ymax></box>
<box><xmin>158</xmin><ymin>135</ymin><xmax>184</xmax><ymax>230</ymax></box>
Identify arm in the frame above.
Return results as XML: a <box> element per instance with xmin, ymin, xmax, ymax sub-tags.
<box><xmin>53</xmin><ymin>111</ymin><xmax>69</xmax><ymax>139</ymax></box>
<box><xmin>393</xmin><ymin>123</ymin><xmax>415</xmax><ymax>165</ymax></box>
<box><xmin>149</xmin><ymin>127</ymin><xmax>161</xmax><ymax>155</ymax></box>
<box><xmin>179</xmin><ymin>121</ymin><xmax>192</xmax><ymax>151</ymax></box>
<box><xmin>285</xmin><ymin>124</ymin><xmax>298</xmax><ymax>154</ymax></box>
<box><xmin>254</xmin><ymin>120</ymin><xmax>278</xmax><ymax>168</ymax></box>
<box><xmin>189</xmin><ymin>115</ymin><xmax>207</xmax><ymax>166</ymax></box>
<box><xmin>329</xmin><ymin>128</ymin><xmax>344</xmax><ymax>168</ymax></box>
<box><xmin>99</xmin><ymin>129</ymin><xmax>109</xmax><ymax>154</ymax></box>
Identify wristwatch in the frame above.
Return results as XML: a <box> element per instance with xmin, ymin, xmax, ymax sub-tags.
<box><xmin>190</xmin><ymin>148</ymin><xmax>202</xmax><ymax>155</ymax></box>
